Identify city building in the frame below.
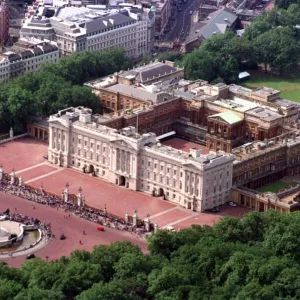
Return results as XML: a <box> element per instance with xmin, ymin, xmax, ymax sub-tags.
<box><xmin>85</xmin><ymin>60</ymin><xmax>184</xmax><ymax>111</ymax></box>
<box><xmin>141</xmin><ymin>0</ymin><xmax>171</xmax><ymax>37</ymax></box>
<box><xmin>0</xmin><ymin>39</ymin><xmax>59</xmax><ymax>81</ymax></box>
<box><xmin>28</xmin><ymin>62</ymin><xmax>300</xmax><ymax>213</ymax></box>
<box><xmin>184</xmin><ymin>8</ymin><xmax>238</xmax><ymax>52</ymax></box>
<box><xmin>47</xmin><ymin>106</ymin><xmax>234</xmax><ymax>212</ymax></box>
<box><xmin>21</xmin><ymin>5</ymin><xmax>155</xmax><ymax>57</ymax></box>
<box><xmin>20</xmin><ymin>17</ymin><xmax>55</xmax><ymax>41</ymax></box>
<box><xmin>0</xmin><ymin>1</ymin><xmax>9</xmax><ymax>47</ymax></box>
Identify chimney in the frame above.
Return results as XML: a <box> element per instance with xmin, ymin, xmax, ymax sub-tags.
<box><xmin>190</xmin><ymin>148</ymin><xmax>202</xmax><ymax>158</ymax></box>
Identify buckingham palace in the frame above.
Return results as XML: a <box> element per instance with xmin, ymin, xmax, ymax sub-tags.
<box><xmin>48</xmin><ymin>107</ymin><xmax>234</xmax><ymax>212</ymax></box>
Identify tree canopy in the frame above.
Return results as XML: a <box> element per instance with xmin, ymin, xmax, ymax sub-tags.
<box><xmin>183</xmin><ymin>4</ymin><xmax>300</xmax><ymax>83</ymax></box>
<box><xmin>2</xmin><ymin>210</ymin><xmax>300</xmax><ymax>299</ymax></box>
<box><xmin>0</xmin><ymin>49</ymin><xmax>131</xmax><ymax>133</ymax></box>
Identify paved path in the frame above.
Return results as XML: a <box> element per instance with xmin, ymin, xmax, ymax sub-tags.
<box><xmin>0</xmin><ymin>192</ymin><xmax>146</xmax><ymax>268</ymax></box>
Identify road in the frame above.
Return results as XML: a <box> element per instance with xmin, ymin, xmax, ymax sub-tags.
<box><xmin>0</xmin><ymin>192</ymin><xmax>147</xmax><ymax>268</ymax></box>
<box><xmin>167</xmin><ymin>0</ymin><xmax>197</xmax><ymax>43</ymax></box>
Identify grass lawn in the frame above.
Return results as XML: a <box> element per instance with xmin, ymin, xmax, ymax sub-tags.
<box><xmin>243</xmin><ymin>73</ymin><xmax>300</xmax><ymax>103</ymax></box>
<box><xmin>257</xmin><ymin>180</ymin><xmax>298</xmax><ymax>193</ymax></box>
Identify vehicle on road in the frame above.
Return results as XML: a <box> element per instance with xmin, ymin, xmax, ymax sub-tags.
<box><xmin>189</xmin><ymin>10</ymin><xmax>193</xmax><ymax>15</ymax></box>
<box><xmin>97</xmin><ymin>225</ymin><xmax>104</xmax><ymax>231</ymax></box>
<box><xmin>166</xmin><ymin>225</ymin><xmax>176</xmax><ymax>232</ymax></box>
<box><xmin>60</xmin><ymin>233</ymin><xmax>66</xmax><ymax>240</ymax></box>
<box><xmin>27</xmin><ymin>254</ymin><xmax>36</xmax><ymax>260</ymax></box>
<box><xmin>228</xmin><ymin>201</ymin><xmax>237</xmax><ymax>207</ymax></box>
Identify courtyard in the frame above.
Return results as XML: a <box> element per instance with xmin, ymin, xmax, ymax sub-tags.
<box><xmin>162</xmin><ymin>137</ymin><xmax>209</xmax><ymax>154</ymax></box>
<box><xmin>0</xmin><ymin>137</ymin><xmax>250</xmax><ymax>230</ymax></box>
<box><xmin>256</xmin><ymin>180</ymin><xmax>298</xmax><ymax>193</ymax></box>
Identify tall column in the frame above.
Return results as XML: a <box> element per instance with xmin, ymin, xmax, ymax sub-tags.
<box><xmin>194</xmin><ymin>174</ymin><xmax>197</xmax><ymax>196</ymax></box>
<box><xmin>56</xmin><ymin>129</ymin><xmax>58</xmax><ymax>150</ymax></box>
<box><xmin>116</xmin><ymin>148</ymin><xmax>120</xmax><ymax>171</ymax></box>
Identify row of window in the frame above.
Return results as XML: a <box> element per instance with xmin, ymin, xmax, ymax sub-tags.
<box><xmin>87</xmin><ymin>22</ymin><xmax>136</xmax><ymax>37</ymax></box>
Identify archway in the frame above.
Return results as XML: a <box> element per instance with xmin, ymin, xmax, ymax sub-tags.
<box><xmin>88</xmin><ymin>165</ymin><xmax>94</xmax><ymax>173</ymax></box>
<box><xmin>119</xmin><ymin>176</ymin><xmax>126</xmax><ymax>186</ymax></box>
<box><xmin>158</xmin><ymin>188</ymin><xmax>164</xmax><ymax>197</ymax></box>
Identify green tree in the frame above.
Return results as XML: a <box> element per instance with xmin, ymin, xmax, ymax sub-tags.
<box><xmin>76</xmin><ymin>282</ymin><xmax>126</xmax><ymax>300</ymax></box>
<box><xmin>0</xmin><ymin>279</ymin><xmax>23</xmax><ymax>300</ymax></box>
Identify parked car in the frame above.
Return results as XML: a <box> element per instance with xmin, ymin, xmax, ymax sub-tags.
<box><xmin>211</xmin><ymin>207</ymin><xmax>220</xmax><ymax>213</ymax></box>
<box><xmin>26</xmin><ymin>254</ymin><xmax>36</xmax><ymax>260</ymax></box>
<box><xmin>228</xmin><ymin>201</ymin><xmax>237</xmax><ymax>207</ymax></box>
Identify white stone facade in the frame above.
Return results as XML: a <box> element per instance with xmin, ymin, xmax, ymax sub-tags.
<box><xmin>48</xmin><ymin>107</ymin><xmax>234</xmax><ymax>211</ymax></box>
<box><xmin>0</xmin><ymin>42</ymin><xmax>59</xmax><ymax>82</ymax></box>
<box><xmin>21</xmin><ymin>8</ymin><xmax>154</xmax><ymax>58</ymax></box>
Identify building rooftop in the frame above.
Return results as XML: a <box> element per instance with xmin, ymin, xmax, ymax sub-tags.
<box><xmin>145</xmin><ymin>142</ymin><xmax>233</xmax><ymax>167</ymax></box>
<box><xmin>252</xmin><ymin>86</ymin><xmax>280</xmax><ymax>97</ymax></box>
<box><xmin>209</xmin><ymin>111</ymin><xmax>242</xmax><ymax>125</ymax></box>
<box><xmin>271</xmin><ymin>98</ymin><xmax>300</xmax><ymax>109</ymax></box>
<box><xmin>214</xmin><ymin>97</ymin><xmax>258</xmax><ymax>112</ymax></box>
<box><xmin>201</xmin><ymin>8</ymin><xmax>237</xmax><ymax>39</ymax></box>
<box><xmin>118</xmin><ymin>61</ymin><xmax>180</xmax><ymax>83</ymax></box>
<box><xmin>246</xmin><ymin>106</ymin><xmax>282</xmax><ymax>122</ymax></box>
<box><xmin>83</xmin><ymin>12</ymin><xmax>135</xmax><ymax>34</ymax></box>
<box><xmin>106</xmin><ymin>83</ymin><xmax>173</xmax><ymax>103</ymax></box>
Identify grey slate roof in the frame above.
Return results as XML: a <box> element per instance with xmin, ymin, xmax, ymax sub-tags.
<box><xmin>119</xmin><ymin>62</ymin><xmax>178</xmax><ymax>83</ymax></box>
<box><xmin>33</xmin><ymin>47</ymin><xmax>43</xmax><ymax>56</ymax></box>
<box><xmin>106</xmin><ymin>83</ymin><xmax>159</xmax><ymax>102</ymax></box>
<box><xmin>20</xmin><ymin>50</ymin><xmax>34</xmax><ymax>59</ymax></box>
<box><xmin>84</xmin><ymin>12</ymin><xmax>135</xmax><ymax>34</ymax></box>
<box><xmin>201</xmin><ymin>8</ymin><xmax>237</xmax><ymax>39</ymax></box>
<box><xmin>185</xmin><ymin>8</ymin><xmax>237</xmax><ymax>45</ymax></box>
<box><xmin>42</xmin><ymin>44</ymin><xmax>58</xmax><ymax>53</ymax></box>
<box><xmin>6</xmin><ymin>53</ymin><xmax>21</xmax><ymax>62</ymax></box>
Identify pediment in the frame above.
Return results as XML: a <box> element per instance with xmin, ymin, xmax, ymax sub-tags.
<box><xmin>110</xmin><ymin>139</ymin><xmax>135</xmax><ymax>150</ymax></box>
<box><xmin>49</xmin><ymin>119</ymin><xmax>68</xmax><ymax>129</ymax></box>
<box><xmin>208</xmin><ymin>116</ymin><xmax>225</xmax><ymax>123</ymax></box>
<box><xmin>182</xmin><ymin>162</ymin><xmax>201</xmax><ymax>170</ymax></box>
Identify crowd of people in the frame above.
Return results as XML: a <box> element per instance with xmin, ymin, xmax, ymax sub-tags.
<box><xmin>0</xmin><ymin>179</ymin><xmax>148</xmax><ymax>238</ymax></box>
<box><xmin>4</xmin><ymin>211</ymin><xmax>52</xmax><ymax>239</ymax></box>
